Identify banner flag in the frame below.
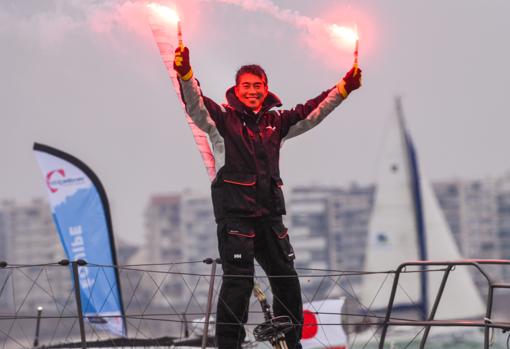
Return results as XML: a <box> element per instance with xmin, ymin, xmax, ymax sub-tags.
<box><xmin>33</xmin><ymin>142</ymin><xmax>126</xmax><ymax>337</ymax></box>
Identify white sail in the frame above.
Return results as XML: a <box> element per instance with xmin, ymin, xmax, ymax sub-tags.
<box><xmin>360</xmin><ymin>98</ymin><xmax>484</xmax><ymax>319</ymax></box>
<box><xmin>421</xmin><ymin>178</ymin><xmax>485</xmax><ymax>318</ymax></box>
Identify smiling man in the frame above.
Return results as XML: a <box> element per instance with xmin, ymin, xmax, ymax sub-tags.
<box><xmin>173</xmin><ymin>46</ymin><xmax>361</xmax><ymax>349</ymax></box>
<box><xmin>235</xmin><ymin>70</ymin><xmax>268</xmax><ymax>112</ymax></box>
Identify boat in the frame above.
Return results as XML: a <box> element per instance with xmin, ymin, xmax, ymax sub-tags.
<box><xmin>348</xmin><ymin>98</ymin><xmax>507</xmax><ymax>348</ymax></box>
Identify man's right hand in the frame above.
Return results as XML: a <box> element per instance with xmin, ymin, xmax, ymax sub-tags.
<box><xmin>173</xmin><ymin>47</ymin><xmax>193</xmax><ymax>81</ymax></box>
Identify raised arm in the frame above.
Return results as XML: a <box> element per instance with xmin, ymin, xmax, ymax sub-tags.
<box><xmin>281</xmin><ymin>67</ymin><xmax>362</xmax><ymax>141</ymax></box>
<box><xmin>174</xmin><ymin>47</ymin><xmax>226</xmax><ymax>134</ymax></box>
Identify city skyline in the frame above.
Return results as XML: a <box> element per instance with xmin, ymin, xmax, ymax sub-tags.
<box><xmin>2</xmin><ymin>0</ymin><xmax>510</xmax><ymax>243</ymax></box>
<box><xmin>2</xmin><ymin>174</ymin><xmax>509</xmax><ymax>310</ymax></box>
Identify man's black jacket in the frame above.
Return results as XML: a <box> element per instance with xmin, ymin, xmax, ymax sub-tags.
<box><xmin>179</xmin><ymin>77</ymin><xmax>346</xmax><ymax>220</ymax></box>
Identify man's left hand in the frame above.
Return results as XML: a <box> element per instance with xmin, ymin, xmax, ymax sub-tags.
<box><xmin>338</xmin><ymin>67</ymin><xmax>362</xmax><ymax>98</ymax></box>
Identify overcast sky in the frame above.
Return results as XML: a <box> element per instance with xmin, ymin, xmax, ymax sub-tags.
<box><xmin>1</xmin><ymin>0</ymin><xmax>509</xmax><ymax>244</ymax></box>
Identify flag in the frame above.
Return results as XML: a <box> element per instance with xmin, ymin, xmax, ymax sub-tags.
<box><xmin>301</xmin><ymin>299</ymin><xmax>347</xmax><ymax>349</ymax></box>
<box><xmin>33</xmin><ymin>143</ymin><xmax>126</xmax><ymax>337</ymax></box>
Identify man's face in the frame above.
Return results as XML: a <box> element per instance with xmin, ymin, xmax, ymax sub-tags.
<box><xmin>234</xmin><ymin>73</ymin><xmax>269</xmax><ymax>112</ymax></box>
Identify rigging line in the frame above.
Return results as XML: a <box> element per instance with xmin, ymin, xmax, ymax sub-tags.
<box><xmin>61</xmin><ymin>299</ymin><xmax>109</xmax><ymax>345</ymax></box>
<box><xmin>296</xmin><ymin>266</ymin><xmax>393</xmax><ymax>274</ymax></box>
<box><xmin>180</xmin><ymin>274</ymin><xmax>206</xmax><ymax>316</ymax></box>
<box><xmin>84</xmin><ymin>273</ymin><xmax>104</xmax><ymax>319</ymax></box>
<box><xmin>0</xmin><ymin>312</ymin><xmax>393</xmax><ymax>321</ymax></box>
<box><xmin>0</xmin><ymin>326</ymin><xmax>28</xmax><ymax>349</ymax></box>
<box><xmin>298</xmin><ymin>278</ymin><xmax>347</xmax><ymax>349</ymax></box>
<box><xmin>48</xmin><ymin>283</ymin><xmax>76</xmax><ymax>345</ymax></box>
<box><xmin>396</xmin><ymin>282</ymin><xmax>428</xmax><ymax>319</ymax></box>
<box><xmin>6</xmin><ymin>262</ymin><xmax>61</xmax><ymax>268</ymax></box>
<box><xmin>75</xmin><ymin>269</ymin><xmax>118</xmax><ymax>347</ymax></box>
<box><xmin>403</xmin><ymin>327</ymin><xmax>426</xmax><ymax>349</ymax></box>
<box><xmin>123</xmin><ymin>271</ymin><xmax>149</xmax><ymax>340</ymax></box>
<box><xmin>123</xmin><ymin>269</ymin><xmax>145</xmax><ymax>311</ymax></box>
<box><xmin>14</xmin><ymin>266</ymin><xmax>71</xmax><ymax>310</ymax></box>
<box><xmin>130</xmin><ymin>271</ymin><xmax>154</xmax><ymax>340</ymax></box>
<box><xmin>2</xmin><ymin>266</ymin><xmax>45</xmax><ymax>349</ymax></box>
<box><xmin>125</xmin><ymin>273</ymin><xmax>144</xmax><ymax>328</ymax></box>
<box><xmin>87</xmin><ymin>265</ymin><xmax>115</xmax><ymax>315</ymax></box>
<box><xmin>14</xmin><ymin>266</ymin><xmax>57</xmax><ymax>303</ymax></box>
<box><xmin>62</xmin><ymin>312</ymin><xmax>79</xmax><ymax>345</ymax></box>
<box><xmin>298</xmin><ymin>274</ymin><xmax>340</xmax><ymax>313</ymax></box>
<box><xmin>343</xmin><ymin>272</ymin><xmax>364</xmax><ymax>308</ymax></box>
<box><xmin>92</xmin><ymin>265</ymin><xmax>121</xmax><ymax>318</ymax></box>
<box><xmin>128</xmin><ymin>312</ymin><xmax>163</xmax><ymax>343</ymax></box>
<box><xmin>214</xmin><ymin>293</ymin><xmax>246</xmax><ymax>329</ymax></box>
<box><xmin>327</xmin><ymin>274</ymin><xmax>376</xmax><ymax>317</ymax></box>
<box><xmin>348</xmin><ymin>272</ymin><xmax>392</xmax><ymax>347</ymax></box>
<box><xmin>69</xmin><ymin>316</ymin><xmax>114</xmax><ymax>343</ymax></box>
<box><xmin>144</xmin><ymin>264</ymin><xmax>186</xmax><ymax>324</ymax></box>
<box><xmin>79</xmin><ymin>264</ymin><xmax>102</xmax><ymax>319</ymax></box>
<box><xmin>100</xmin><ymin>260</ymin><xmax>205</xmax><ymax>269</ymax></box>
<box><xmin>294</xmin><ymin>267</ymin><xmax>449</xmax><ymax>277</ymax></box>
<box><xmin>18</xmin><ymin>310</ymin><xmax>34</xmax><ymax>347</ymax></box>
<box><xmin>110</xmin><ymin>268</ymin><xmax>217</xmax><ymax>277</ymax></box>
<box><xmin>44</xmin><ymin>266</ymin><xmax>66</xmax><ymax>314</ymax></box>
<box><xmin>0</xmin><ymin>269</ymin><xmax>13</xmax><ymax>300</ymax></box>
<box><xmin>313</xmin><ymin>274</ymin><xmax>345</xmax><ymax>304</ymax></box>
<box><xmin>20</xmin><ymin>265</ymin><xmax>422</xmax><ymax>279</ymax></box>
<box><xmin>327</xmin><ymin>274</ymin><xmax>385</xmax><ymax>347</ymax></box>
<box><xmin>84</xmin><ymin>266</ymin><xmax>126</xmax><ymax>324</ymax></box>
<box><xmin>122</xmin><ymin>316</ymin><xmax>160</xmax><ymax>345</ymax></box>
<box><xmin>82</xmin><ymin>312</ymin><xmax>111</xmax><ymax>347</ymax></box>
<box><xmin>307</xmin><ymin>271</ymin><xmax>329</xmax><ymax>304</ymax></box>
<box><xmin>118</xmin><ymin>315</ymin><xmax>388</xmax><ymax>327</ymax></box>
<box><xmin>357</xmin><ymin>327</ymin><xmax>380</xmax><ymax>349</ymax></box>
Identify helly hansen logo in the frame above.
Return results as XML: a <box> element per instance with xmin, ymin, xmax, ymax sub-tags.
<box><xmin>234</xmin><ymin>254</ymin><xmax>242</xmax><ymax>259</ymax></box>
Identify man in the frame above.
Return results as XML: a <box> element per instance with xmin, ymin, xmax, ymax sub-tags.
<box><xmin>174</xmin><ymin>46</ymin><xmax>362</xmax><ymax>349</ymax></box>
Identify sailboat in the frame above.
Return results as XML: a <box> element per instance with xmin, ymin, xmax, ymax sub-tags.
<box><xmin>350</xmin><ymin>98</ymin><xmax>490</xmax><ymax>348</ymax></box>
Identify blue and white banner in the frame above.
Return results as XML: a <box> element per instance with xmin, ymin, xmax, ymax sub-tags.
<box><xmin>33</xmin><ymin>143</ymin><xmax>126</xmax><ymax>337</ymax></box>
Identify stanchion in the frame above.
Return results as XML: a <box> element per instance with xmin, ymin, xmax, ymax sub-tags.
<box><xmin>33</xmin><ymin>306</ymin><xmax>43</xmax><ymax>347</ymax></box>
<box><xmin>201</xmin><ymin>258</ymin><xmax>219</xmax><ymax>349</ymax></box>
<box><xmin>71</xmin><ymin>260</ymin><xmax>88</xmax><ymax>349</ymax></box>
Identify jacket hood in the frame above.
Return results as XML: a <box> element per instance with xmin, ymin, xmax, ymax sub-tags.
<box><xmin>225</xmin><ymin>86</ymin><xmax>282</xmax><ymax>115</ymax></box>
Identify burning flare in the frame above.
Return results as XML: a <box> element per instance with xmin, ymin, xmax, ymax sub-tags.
<box><xmin>328</xmin><ymin>24</ymin><xmax>359</xmax><ymax>45</ymax></box>
<box><xmin>329</xmin><ymin>24</ymin><xmax>359</xmax><ymax>73</ymax></box>
<box><xmin>147</xmin><ymin>3</ymin><xmax>180</xmax><ymax>24</ymax></box>
<box><xmin>147</xmin><ymin>3</ymin><xmax>183</xmax><ymax>50</ymax></box>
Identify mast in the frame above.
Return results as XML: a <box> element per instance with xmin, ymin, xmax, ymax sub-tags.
<box><xmin>395</xmin><ymin>97</ymin><xmax>428</xmax><ymax>319</ymax></box>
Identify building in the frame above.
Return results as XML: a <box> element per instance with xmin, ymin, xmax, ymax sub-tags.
<box><xmin>0</xmin><ymin>199</ymin><xmax>70</xmax><ymax>312</ymax></box>
<box><xmin>433</xmin><ymin>178</ymin><xmax>502</xmax><ymax>291</ymax></box>
<box><xmin>287</xmin><ymin>184</ymin><xmax>374</xmax><ymax>299</ymax></box>
<box><xmin>287</xmin><ymin>186</ymin><xmax>336</xmax><ymax>300</ymax></box>
<box><xmin>143</xmin><ymin>192</ymin><xmax>217</xmax><ymax>313</ymax></box>
<box><xmin>328</xmin><ymin>184</ymin><xmax>374</xmax><ymax>289</ymax></box>
<box><xmin>496</xmin><ymin>173</ymin><xmax>510</xmax><ymax>281</ymax></box>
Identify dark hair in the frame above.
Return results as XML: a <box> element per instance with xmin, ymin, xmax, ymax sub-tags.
<box><xmin>235</xmin><ymin>64</ymin><xmax>268</xmax><ymax>85</ymax></box>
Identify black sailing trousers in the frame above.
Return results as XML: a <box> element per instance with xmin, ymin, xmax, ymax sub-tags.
<box><xmin>215</xmin><ymin>216</ymin><xmax>303</xmax><ymax>349</ymax></box>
